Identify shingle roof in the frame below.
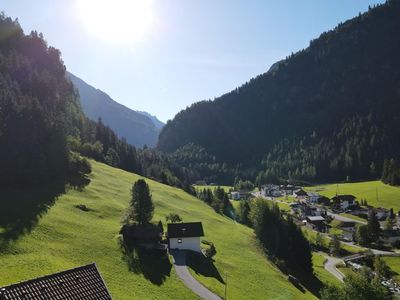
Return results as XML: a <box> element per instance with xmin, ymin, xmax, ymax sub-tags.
<box><xmin>332</xmin><ymin>195</ymin><xmax>356</xmax><ymax>201</ymax></box>
<box><xmin>0</xmin><ymin>263</ymin><xmax>112</xmax><ymax>300</ymax></box>
<box><xmin>167</xmin><ymin>222</ymin><xmax>204</xmax><ymax>238</ymax></box>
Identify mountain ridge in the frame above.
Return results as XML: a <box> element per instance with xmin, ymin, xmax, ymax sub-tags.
<box><xmin>68</xmin><ymin>72</ymin><xmax>163</xmax><ymax>147</ymax></box>
<box><xmin>158</xmin><ymin>1</ymin><xmax>400</xmax><ymax>183</ymax></box>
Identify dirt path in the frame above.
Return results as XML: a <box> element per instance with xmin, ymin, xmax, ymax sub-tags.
<box><xmin>170</xmin><ymin>250</ymin><xmax>222</xmax><ymax>300</ymax></box>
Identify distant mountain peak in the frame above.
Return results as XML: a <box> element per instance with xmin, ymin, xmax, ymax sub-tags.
<box><xmin>137</xmin><ymin>111</ymin><xmax>165</xmax><ymax>130</ymax></box>
<box><xmin>68</xmin><ymin>72</ymin><xmax>162</xmax><ymax>148</ymax></box>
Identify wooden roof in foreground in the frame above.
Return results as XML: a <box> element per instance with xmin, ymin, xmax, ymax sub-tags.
<box><xmin>0</xmin><ymin>263</ymin><xmax>112</xmax><ymax>300</ymax></box>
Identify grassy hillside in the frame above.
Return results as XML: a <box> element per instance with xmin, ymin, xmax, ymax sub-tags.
<box><xmin>306</xmin><ymin>181</ymin><xmax>400</xmax><ymax>211</ymax></box>
<box><xmin>0</xmin><ymin>160</ymin><xmax>314</xmax><ymax>299</ymax></box>
<box><xmin>312</xmin><ymin>253</ymin><xmax>340</xmax><ymax>287</ymax></box>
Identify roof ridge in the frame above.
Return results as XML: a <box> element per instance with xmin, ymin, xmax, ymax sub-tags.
<box><xmin>0</xmin><ymin>263</ymin><xmax>97</xmax><ymax>290</ymax></box>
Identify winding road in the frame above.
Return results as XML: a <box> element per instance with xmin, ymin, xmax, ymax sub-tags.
<box><xmin>326</xmin><ymin>211</ymin><xmax>366</xmax><ymax>224</ymax></box>
<box><xmin>170</xmin><ymin>250</ymin><xmax>221</xmax><ymax>300</ymax></box>
<box><xmin>319</xmin><ymin>253</ymin><xmax>345</xmax><ymax>282</ymax></box>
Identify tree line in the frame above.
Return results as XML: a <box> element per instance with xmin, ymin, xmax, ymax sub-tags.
<box><xmin>0</xmin><ymin>13</ymin><xmax>90</xmax><ymax>188</ymax></box>
<box><xmin>236</xmin><ymin>198</ymin><xmax>312</xmax><ymax>275</ymax></box>
<box><xmin>196</xmin><ymin>187</ymin><xmax>232</xmax><ymax>215</ymax></box>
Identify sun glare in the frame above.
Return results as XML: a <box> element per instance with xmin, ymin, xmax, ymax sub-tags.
<box><xmin>77</xmin><ymin>0</ymin><xmax>154</xmax><ymax>45</ymax></box>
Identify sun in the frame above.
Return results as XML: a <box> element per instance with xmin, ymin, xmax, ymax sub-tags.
<box><xmin>77</xmin><ymin>0</ymin><xmax>154</xmax><ymax>44</ymax></box>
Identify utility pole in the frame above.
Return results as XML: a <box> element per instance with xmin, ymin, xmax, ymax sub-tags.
<box><xmin>224</xmin><ymin>272</ymin><xmax>228</xmax><ymax>299</ymax></box>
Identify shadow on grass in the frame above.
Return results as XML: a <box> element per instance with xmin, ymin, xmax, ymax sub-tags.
<box><xmin>119</xmin><ymin>236</ymin><xmax>172</xmax><ymax>285</ymax></box>
<box><xmin>0</xmin><ymin>175</ymin><xmax>90</xmax><ymax>245</ymax></box>
<box><xmin>298</xmin><ymin>274</ymin><xmax>324</xmax><ymax>299</ymax></box>
<box><xmin>272</xmin><ymin>259</ymin><xmax>324</xmax><ymax>297</ymax></box>
<box><xmin>186</xmin><ymin>251</ymin><xmax>225</xmax><ymax>284</ymax></box>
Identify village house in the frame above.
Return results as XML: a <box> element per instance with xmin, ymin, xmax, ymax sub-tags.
<box><xmin>304</xmin><ymin>216</ymin><xmax>326</xmax><ymax>232</ymax></box>
<box><xmin>167</xmin><ymin>222</ymin><xmax>204</xmax><ymax>252</ymax></box>
<box><xmin>0</xmin><ymin>263</ymin><xmax>112</xmax><ymax>300</ymax></box>
<box><xmin>230</xmin><ymin>190</ymin><xmax>250</xmax><ymax>200</ymax></box>
<box><xmin>307</xmin><ymin>192</ymin><xmax>320</xmax><ymax>204</ymax></box>
<box><xmin>280</xmin><ymin>184</ymin><xmax>298</xmax><ymax>196</ymax></box>
<box><xmin>375</xmin><ymin>208</ymin><xmax>390</xmax><ymax>221</ymax></box>
<box><xmin>317</xmin><ymin>196</ymin><xmax>331</xmax><ymax>206</ymax></box>
<box><xmin>294</xmin><ymin>189</ymin><xmax>308</xmax><ymax>200</ymax></box>
<box><xmin>260</xmin><ymin>184</ymin><xmax>281</xmax><ymax>197</ymax></box>
<box><xmin>289</xmin><ymin>202</ymin><xmax>302</xmax><ymax>215</ymax></box>
<box><xmin>331</xmin><ymin>195</ymin><xmax>356</xmax><ymax>210</ymax></box>
<box><xmin>230</xmin><ymin>191</ymin><xmax>240</xmax><ymax>200</ymax></box>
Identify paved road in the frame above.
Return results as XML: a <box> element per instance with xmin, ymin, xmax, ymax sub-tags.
<box><xmin>327</xmin><ymin>211</ymin><xmax>366</xmax><ymax>224</ymax></box>
<box><xmin>170</xmin><ymin>250</ymin><xmax>221</xmax><ymax>300</ymax></box>
<box><xmin>320</xmin><ymin>253</ymin><xmax>345</xmax><ymax>282</ymax></box>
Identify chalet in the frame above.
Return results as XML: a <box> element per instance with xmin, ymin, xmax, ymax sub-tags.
<box><xmin>375</xmin><ymin>208</ymin><xmax>390</xmax><ymax>221</ymax></box>
<box><xmin>294</xmin><ymin>189</ymin><xmax>308</xmax><ymax>200</ymax></box>
<box><xmin>289</xmin><ymin>202</ymin><xmax>302</xmax><ymax>215</ymax></box>
<box><xmin>0</xmin><ymin>263</ymin><xmax>112</xmax><ymax>300</ymax></box>
<box><xmin>331</xmin><ymin>195</ymin><xmax>356</xmax><ymax>210</ymax></box>
<box><xmin>230</xmin><ymin>190</ymin><xmax>249</xmax><ymax>200</ymax></box>
<box><xmin>317</xmin><ymin>196</ymin><xmax>331</xmax><ymax>206</ymax></box>
<box><xmin>305</xmin><ymin>216</ymin><xmax>326</xmax><ymax>232</ymax></box>
<box><xmin>230</xmin><ymin>191</ymin><xmax>240</xmax><ymax>200</ymax></box>
<box><xmin>261</xmin><ymin>184</ymin><xmax>281</xmax><ymax>197</ymax></box>
<box><xmin>281</xmin><ymin>185</ymin><xmax>298</xmax><ymax>196</ymax></box>
<box><xmin>239</xmin><ymin>190</ymin><xmax>250</xmax><ymax>199</ymax></box>
<box><xmin>307</xmin><ymin>192</ymin><xmax>320</xmax><ymax>204</ymax></box>
<box><xmin>167</xmin><ymin>222</ymin><xmax>204</xmax><ymax>252</ymax></box>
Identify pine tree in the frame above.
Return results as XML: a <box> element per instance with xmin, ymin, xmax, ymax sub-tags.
<box><xmin>329</xmin><ymin>235</ymin><xmax>341</xmax><ymax>256</ymax></box>
<box><xmin>125</xmin><ymin>179</ymin><xmax>154</xmax><ymax>225</ymax></box>
<box><xmin>367</xmin><ymin>209</ymin><xmax>381</xmax><ymax>243</ymax></box>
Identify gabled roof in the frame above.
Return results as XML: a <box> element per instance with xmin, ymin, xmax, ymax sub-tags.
<box><xmin>167</xmin><ymin>222</ymin><xmax>204</xmax><ymax>238</ymax></box>
<box><xmin>332</xmin><ymin>195</ymin><xmax>356</xmax><ymax>201</ymax></box>
<box><xmin>294</xmin><ymin>189</ymin><xmax>308</xmax><ymax>196</ymax></box>
<box><xmin>0</xmin><ymin>263</ymin><xmax>112</xmax><ymax>300</ymax></box>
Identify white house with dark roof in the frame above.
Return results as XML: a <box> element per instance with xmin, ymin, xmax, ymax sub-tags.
<box><xmin>167</xmin><ymin>222</ymin><xmax>204</xmax><ymax>252</ymax></box>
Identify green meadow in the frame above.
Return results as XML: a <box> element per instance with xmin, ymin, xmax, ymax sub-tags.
<box><xmin>312</xmin><ymin>253</ymin><xmax>340</xmax><ymax>287</ymax></box>
<box><xmin>0</xmin><ymin>160</ymin><xmax>315</xmax><ymax>299</ymax></box>
<box><xmin>306</xmin><ymin>181</ymin><xmax>400</xmax><ymax>211</ymax></box>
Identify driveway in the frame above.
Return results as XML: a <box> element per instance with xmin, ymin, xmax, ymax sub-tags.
<box><xmin>170</xmin><ymin>250</ymin><xmax>221</xmax><ymax>300</ymax></box>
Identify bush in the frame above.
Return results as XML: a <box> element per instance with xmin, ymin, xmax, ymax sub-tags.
<box><xmin>165</xmin><ymin>213</ymin><xmax>182</xmax><ymax>223</ymax></box>
<box><xmin>204</xmin><ymin>242</ymin><xmax>217</xmax><ymax>259</ymax></box>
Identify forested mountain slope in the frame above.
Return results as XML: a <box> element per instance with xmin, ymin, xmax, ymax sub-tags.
<box><xmin>69</xmin><ymin>72</ymin><xmax>161</xmax><ymax>148</ymax></box>
<box><xmin>158</xmin><ymin>1</ymin><xmax>400</xmax><ymax>183</ymax></box>
<box><xmin>0</xmin><ymin>13</ymin><xmax>86</xmax><ymax>187</ymax></box>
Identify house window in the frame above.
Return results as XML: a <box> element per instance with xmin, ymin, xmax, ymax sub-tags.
<box><xmin>178</xmin><ymin>239</ymin><xmax>182</xmax><ymax>243</ymax></box>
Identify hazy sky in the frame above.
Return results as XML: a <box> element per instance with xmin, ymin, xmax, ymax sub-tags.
<box><xmin>2</xmin><ymin>0</ymin><xmax>385</xmax><ymax>122</ymax></box>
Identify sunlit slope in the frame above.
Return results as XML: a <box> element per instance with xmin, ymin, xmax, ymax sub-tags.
<box><xmin>0</xmin><ymin>161</ymin><xmax>314</xmax><ymax>299</ymax></box>
<box><xmin>306</xmin><ymin>181</ymin><xmax>400</xmax><ymax>211</ymax></box>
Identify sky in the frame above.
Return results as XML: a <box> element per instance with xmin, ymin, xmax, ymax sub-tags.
<box><xmin>2</xmin><ymin>0</ymin><xmax>385</xmax><ymax>122</ymax></box>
